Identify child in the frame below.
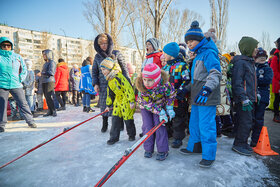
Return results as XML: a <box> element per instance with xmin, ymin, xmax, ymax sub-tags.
<box><xmin>100</xmin><ymin>57</ymin><xmax>136</xmax><ymax>145</ymax></box>
<box><xmin>22</xmin><ymin>59</ymin><xmax>35</xmax><ymax>114</ymax></box>
<box><xmin>136</xmin><ymin>63</ymin><xmax>176</xmax><ymax>161</ymax></box>
<box><xmin>250</xmin><ymin>48</ymin><xmax>273</xmax><ymax>147</ymax></box>
<box><xmin>231</xmin><ymin>36</ymin><xmax>259</xmax><ymax>156</ymax></box>
<box><xmin>179</xmin><ymin>21</ymin><xmax>221</xmax><ymax>168</ymax></box>
<box><xmin>141</xmin><ymin>38</ymin><xmax>163</xmax><ymax>70</ymax></box>
<box><xmin>162</xmin><ymin>42</ymin><xmax>191</xmax><ymax>148</ymax></box>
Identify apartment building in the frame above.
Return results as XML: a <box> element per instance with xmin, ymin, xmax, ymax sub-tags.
<box><xmin>0</xmin><ymin>25</ymin><xmax>143</xmax><ymax>73</ymax></box>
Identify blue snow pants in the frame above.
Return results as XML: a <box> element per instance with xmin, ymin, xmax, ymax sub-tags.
<box><xmin>186</xmin><ymin>105</ymin><xmax>217</xmax><ymax>160</ymax></box>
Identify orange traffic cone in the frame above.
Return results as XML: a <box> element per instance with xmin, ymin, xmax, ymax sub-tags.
<box><xmin>253</xmin><ymin>126</ymin><xmax>279</xmax><ymax>156</ymax></box>
<box><xmin>43</xmin><ymin>99</ymin><xmax>48</xmax><ymax>110</ymax></box>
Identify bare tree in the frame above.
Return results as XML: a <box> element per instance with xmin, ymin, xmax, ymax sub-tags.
<box><xmin>146</xmin><ymin>0</ymin><xmax>173</xmax><ymax>38</ymax></box>
<box><xmin>259</xmin><ymin>31</ymin><xmax>272</xmax><ymax>53</ymax></box>
<box><xmin>83</xmin><ymin>0</ymin><xmax>132</xmax><ymax>47</ymax></box>
<box><xmin>126</xmin><ymin>0</ymin><xmax>153</xmax><ymax>61</ymax></box>
<box><xmin>160</xmin><ymin>8</ymin><xmax>204</xmax><ymax>45</ymax></box>
<box><xmin>209</xmin><ymin>0</ymin><xmax>229</xmax><ymax>53</ymax></box>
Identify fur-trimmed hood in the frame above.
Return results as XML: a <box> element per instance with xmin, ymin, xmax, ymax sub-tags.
<box><xmin>94</xmin><ymin>33</ymin><xmax>114</xmax><ymax>58</ymax></box>
<box><xmin>136</xmin><ymin>70</ymin><xmax>169</xmax><ymax>92</ymax></box>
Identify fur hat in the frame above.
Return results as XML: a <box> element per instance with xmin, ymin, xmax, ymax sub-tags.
<box><xmin>255</xmin><ymin>48</ymin><xmax>268</xmax><ymax>59</ymax></box>
<box><xmin>185</xmin><ymin>21</ymin><xmax>204</xmax><ymax>43</ymax></box>
<box><xmin>142</xmin><ymin>63</ymin><xmax>161</xmax><ymax>89</ymax></box>
<box><xmin>204</xmin><ymin>28</ymin><xmax>217</xmax><ymax>43</ymax></box>
<box><xmin>163</xmin><ymin>42</ymin><xmax>180</xmax><ymax>58</ymax></box>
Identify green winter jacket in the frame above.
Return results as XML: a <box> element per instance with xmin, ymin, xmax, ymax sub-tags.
<box><xmin>0</xmin><ymin>37</ymin><xmax>27</xmax><ymax>89</ymax></box>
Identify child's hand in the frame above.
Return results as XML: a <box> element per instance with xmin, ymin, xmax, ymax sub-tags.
<box><xmin>105</xmin><ymin>107</ymin><xmax>110</xmax><ymax>112</ymax></box>
<box><xmin>130</xmin><ymin>102</ymin><xmax>135</xmax><ymax>109</ymax></box>
<box><xmin>166</xmin><ymin>105</ymin><xmax>175</xmax><ymax>120</ymax></box>
<box><xmin>159</xmin><ymin>109</ymin><xmax>168</xmax><ymax>123</ymax></box>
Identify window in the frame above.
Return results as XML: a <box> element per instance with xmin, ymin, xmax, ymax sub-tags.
<box><xmin>26</xmin><ymin>39</ymin><xmax>32</xmax><ymax>43</ymax></box>
<box><xmin>5</xmin><ymin>31</ymin><xmax>9</xmax><ymax>34</ymax></box>
<box><xmin>0</xmin><ymin>30</ymin><xmax>1</xmax><ymax>33</ymax></box>
<box><xmin>34</xmin><ymin>40</ymin><xmax>41</xmax><ymax>44</ymax></box>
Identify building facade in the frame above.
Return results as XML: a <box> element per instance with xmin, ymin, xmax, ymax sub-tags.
<box><xmin>0</xmin><ymin>25</ymin><xmax>143</xmax><ymax>74</ymax></box>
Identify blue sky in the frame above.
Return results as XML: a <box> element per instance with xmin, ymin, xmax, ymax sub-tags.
<box><xmin>1</xmin><ymin>0</ymin><xmax>279</xmax><ymax>50</ymax></box>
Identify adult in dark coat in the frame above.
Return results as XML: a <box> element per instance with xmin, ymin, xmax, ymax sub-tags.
<box><xmin>92</xmin><ymin>33</ymin><xmax>129</xmax><ymax>133</ymax></box>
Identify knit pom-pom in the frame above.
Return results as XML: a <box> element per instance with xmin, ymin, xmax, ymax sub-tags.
<box><xmin>191</xmin><ymin>21</ymin><xmax>199</xmax><ymax>28</ymax></box>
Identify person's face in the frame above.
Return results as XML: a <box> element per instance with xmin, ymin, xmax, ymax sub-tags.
<box><xmin>43</xmin><ymin>54</ymin><xmax>48</xmax><ymax>61</ymax></box>
<box><xmin>163</xmin><ymin>52</ymin><xmax>173</xmax><ymax>61</ymax></box>
<box><xmin>99</xmin><ymin>39</ymin><xmax>108</xmax><ymax>51</ymax></box>
<box><xmin>101</xmin><ymin>67</ymin><xmax>110</xmax><ymax>76</ymax></box>
<box><xmin>188</xmin><ymin>51</ymin><xmax>196</xmax><ymax>59</ymax></box>
<box><xmin>146</xmin><ymin>42</ymin><xmax>154</xmax><ymax>54</ymax></box>
<box><xmin>187</xmin><ymin>40</ymin><xmax>199</xmax><ymax>50</ymax></box>
<box><xmin>252</xmin><ymin>47</ymin><xmax>259</xmax><ymax>58</ymax></box>
<box><xmin>37</xmin><ymin>72</ymin><xmax>41</xmax><ymax>76</ymax></box>
<box><xmin>143</xmin><ymin>77</ymin><xmax>155</xmax><ymax>88</ymax></box>
<box><xmin>160</xmin><ymin>56</ymin><xmax>166</xmax><ymax>67</ymax></box>
<box><xmin>1</xmin><ymin>42</ymin><xmax>12</xmax><ymax>51</ymax></box>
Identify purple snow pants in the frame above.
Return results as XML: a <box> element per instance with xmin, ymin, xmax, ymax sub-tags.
<box><xmin>141</xmin><ymin>109</ymin><xmax>169</xmax><ymax>153</ymax></box>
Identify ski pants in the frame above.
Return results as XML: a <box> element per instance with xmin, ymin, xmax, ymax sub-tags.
<box><xmin>187</xmin><ymin>105</ymin><xmax>217</xmax><ymax>160</ymax></box>
<box><xmin>141</xmin><ymin>109</ymin><xmax>169</xmax><ymax>153</ymax></box>
<box><xmin>42</xmin><ymin>82</ymin><xmax>55</xmax><ymax>113</ymax></box>
<box><xmin>110</xmin><ymin>116</ymin><xmax>136</xmax><ymax>141</ymax></box>
<box><xmin>172</xmin><ymin>100</ymin><xmax>188</xmax><ymax>140</ymax></box>
<box><xmin>233</xmin><ymin>102</ymin><xmax>255</xmax><ymax>147</ymax></box>
<box><xmin>0</xmin><ymin>88</ymin><xmax>34</xmax><ymax>128</ymax></box>
<box><xmin>251</xmin><ymin>102</ymin><xmax>267</xmax><ymax>144</ymax></box>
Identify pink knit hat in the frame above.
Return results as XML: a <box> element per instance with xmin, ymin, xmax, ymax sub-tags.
<box><xmin>142</xmin><ymin>63</ymin><xmax>161</xmax><ymax>89</ymax></box>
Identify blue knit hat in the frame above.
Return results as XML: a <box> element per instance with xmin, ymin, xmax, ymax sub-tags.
<box><xmin>185</xmin><ymin>21</ymin><xmax>204</xmax><ymax>43</ymax></box>
<box><xmin>163</xmin><ymin>42</ymin><xmax>180</xmax><ymax>58</ymax></box>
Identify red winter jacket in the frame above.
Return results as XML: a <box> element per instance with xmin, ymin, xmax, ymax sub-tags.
<box><xmin>54</xmin><ymin>62</ymin><xmax>69</xmax><ymax>91</ymax></box>
<box><xmin>271</xmin><ymin>49</ymin><xmax>280</xmax><ymax>93</ymax></box>
<box><xmin>142</xmin><ymin>51</ymin><xmax>163</xmax><ymax>69</ymax></box>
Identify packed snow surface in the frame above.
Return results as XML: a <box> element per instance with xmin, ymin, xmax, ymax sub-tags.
<box><xmin>0</xmin><ymin>106</ymin><xmax>277</xmax><ymax>187</ymax></box>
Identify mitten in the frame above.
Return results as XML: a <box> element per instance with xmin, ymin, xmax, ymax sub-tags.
<box><xmin>242</xmin><ymin>99</ymin><xmax>253</xmax><ymax>111</ymax></box>
<box><xmin>159</xmin><ymin>109</ymin><xmax>168</xmax><ymax>123</ymax></box>
<box><xmin>166</xmin><ymin>105</ymin><xmax>175</xmax><ymax>120</ymax></box>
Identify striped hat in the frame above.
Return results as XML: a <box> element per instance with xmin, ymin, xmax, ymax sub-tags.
<box><xmin>142</xmin><ymin>63</ymin><xmax>161</xmax><ymax>89</ymax></box>
<box><xmin>100</xmin><ymin>57</ymin><xmax>115</xmax><ymax>70</ymax></box>
<box><xmin>185</xmin><ymin>21</ymin><xmax>204</xmax><ymax>43</ymax></box>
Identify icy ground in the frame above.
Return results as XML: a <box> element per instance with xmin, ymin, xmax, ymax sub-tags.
<box><xmin>0</xmin><ymin>105</ymin><xmax>278</xmax><ymax>187</ymax></box>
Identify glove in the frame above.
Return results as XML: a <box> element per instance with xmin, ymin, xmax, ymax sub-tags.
<box><xmin>194</xmin><ymin>86</ymin><xmax>212</xmax><ymax>105</ymax></box>
<box><xmin>242</xmin><ymin>99</ymin><xmax>253</xmax><ymax>111</ymax></box>
<box><xmin>159</xmin><ymin>109</ymin><xmax>168</xmax><ymax>123</ymax></box>
<box><xmin>176</xmin><ymin>86</ymin><xmax>188</xmax><ymax>100</ymax></box>
<box><xmin>166</xmin><ymin>105</ymin><xmax>175</xmax><ymax>120</ymax></box>
<box><xmin>257</xmin><ymin>94</ymin><xmax>261</xmax><ymax>105</ymax></box>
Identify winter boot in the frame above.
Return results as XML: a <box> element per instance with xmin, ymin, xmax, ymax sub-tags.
<box><xmin>232</xmin><ymin>145</ymin><xmax>251</xmax><ymax>156</ymax></box>
<box><xmin>57</xmin><ymin>106</ymin><xmax>66</xmax><ymax>111</ymax></box>
<box><xmin>273</xmin><ymin>115</ymin><xmax>280</xmax><ymax>123</ymax></box>
<box><xmin>179</xmin><ymin>142</ymin><xmax>202</xmax><ymax>155</ymax></box>
<box><xmin>156</xmin><ymin>152</ymin><xmax>169</xmax><ymax>161</ymax></box>
<box><xmin>101</xmin><ymin>116</ymin><xmax>108</xmax><ymax>133</ymax></box>
<box><xmin>199</xmin><ymin>159</ymin><xmax>215</xmax><ymax>168</ymax></box>
<box><xmin>0</xmin><ymin>126</ymin><xmax>5</xmax><ymax>133</ymax></box>
<box><xmin>128</xmin><ymin>136</ymin><xmax>135</xmax><ymax>141</ymax></box>
<box><xmin>28</xmin><ymin>123</ymin><xmax>37</xmax><ymax>128</ymax></box>
<box><xmin>52</xmin><ymin>110</ymin><xmax>57</xmax><ymax>117</ymax></box>
<box><xmin>171</xmin><ymin>139</ymin><xmax>182</xmax><ymax>148</ymax></box>
<box><xmin>43</xmin><ymin>110</ymin><xmax>52</xmax><ymax>117</ymax></box>
<box><xmin>83</xmin><ymin>106</ymin><xmax>87</xmax><ymax>112</ymax></box>
<box><xmin>144</xmin><ymin>151</ymin><xmax>153</xmax><ymax>158</ymax></box>
<box><xmin>107</xmin><ymin>139</ymin><xmax>119</xmax><ymax>145</ymax></box>
<box><xmin>250</xmin><ymin>141</ymin><xmax>257</xmax><ymax>148</ymax></box>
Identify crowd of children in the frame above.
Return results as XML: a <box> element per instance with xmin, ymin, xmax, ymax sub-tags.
<box><xmin>1</xmin><ymin>20</ymin><xmax>279</xmax><ymax>168</ymax></box>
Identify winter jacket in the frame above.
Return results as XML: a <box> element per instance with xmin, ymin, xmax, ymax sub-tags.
<box><xmin>23</xmin><ymin>70</ymin><xmax>35</xmax><ymax>95</ymax></box>
<box><xmin>136</xmin><ymin>70</ymin><xmax>176</xmax><ymax>114</ymax></box>
<box><xmin>54</xmin><ymin>62</ymin><xmax>69</xmax><ymax>91</ymax></box>
<box><xmin>0</xmin><ymin>37</ymin><xmax>27</xmax><ymax>89</ymax></box>
<box><xmin>106</xmin><ymin>73</ymin><xmax>135</xmax><ymax>120</ymax></box>
<box><xmin>41</xmin><ymin>49</ymin><xmax>56</xmax><ymax>83</ymax></box>
<box><xmin>162</xmin><ymin>56</ymin><xmax>190</xmax><ymax>107</ymax></box>
<box><xmin>232</xmin><ymin>55</ymin><xmax>257</xmax><ymax>103</ymax></box>
<box><xmin>141</xmin><ymin>51</ymin><xmax>163</xmax><ymax>71</ymax></box>
<box><xmin>256</xmin><ymin>62</ymin><xmax>273</xmax><ymax>104</ymax></box>
<box><xmin>189</xmin><ymin>37</ymin><xmax>221</xmax><ymax>106</ymax></box>
<box><xmin>79</xmin><ymin>64</ymin><xmax>95</xmax><ymax>95</ymax></box>
<box><xmin>35</xmin><ymin>75</ymin><xmax>43</xmax><ymax>94</ymax></box>
<box><xmin>216</xmin><ymin>54</ymin><xmax>230</xmax><ymax>116</ymax></box>
<box><xmin>70</xmin><ymin>68</ymin><xmax>80</xmax><ymax>91</ymax></box>
<box><xmin>270</xmin><ymin>49</ymin><xmax>280</xmax><ymax>93</ymax></box>
<box><xmin>92</xmin><ymin>33</ymin><xmax>128</xmax><ymax>116</ymax></box>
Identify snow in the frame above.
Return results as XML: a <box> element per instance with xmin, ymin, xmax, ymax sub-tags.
<box><xmin>0</xmin><ymin>106</ymin><xmax>277</xmax><ymax>187</ymax></box>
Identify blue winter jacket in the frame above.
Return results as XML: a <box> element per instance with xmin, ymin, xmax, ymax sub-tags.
<box><xmin>41</xmin><ymin>49</ymin><xmax>56</xmax><ymax>83</ymax></box>
<box><xmin>0</xmin><ymin>37</ymin><xmax>27</xmax><ymax>89</ymax></box>
<box><xmin>79</xmin><ymin>65</ymin><xmax>96</xmax><ymax>95</ymax></box>
<box><xmin>189</xmin><ymin>37</ymin><xmax>221</xmax><ymax>106</ymax></box>
<box><xmin>256</xmin><ymin>62</ymin><xmax>273</xmax><ymax>104</ymax></box>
